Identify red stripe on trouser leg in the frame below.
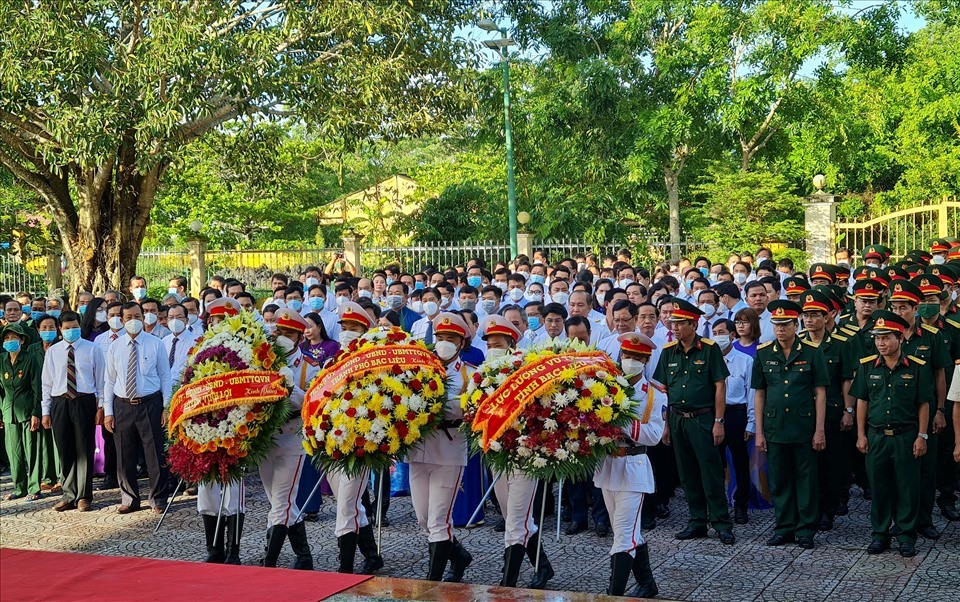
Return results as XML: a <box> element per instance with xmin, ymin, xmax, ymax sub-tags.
<box><xmin>629</xmin><ymin>493</ymin><xmax>645</xmax><ymax>554</ymax></box>
<box><xmin>282</xmin><ymin>455</ymin><xmax>305</xmax><ymax>525</ymax></box>
<box><xmin>443</xmin><ymin>467</ymin><xmax>464</xmax><ymax>541</ymax></box>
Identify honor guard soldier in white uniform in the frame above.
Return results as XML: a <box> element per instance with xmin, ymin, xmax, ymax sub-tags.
<box><xmin>260</xmin><ymin>308</ymin><xmax>319</xmax><ymax>570</ymax></box>
<box><xmin>595</xmin><ymin>332</ymin><xmax>666</xmax><ymax>598</ymax></box>
<box><xmin>329</xmin><ymin>301</ymin><xmax>385</xmax><ymax>575</ymax></box>
<box><xmin>407</xmin><ymin>312</ymin><xmax>475</xmax><ymax>581</ymax></box>
<box><xmin>482</xmin><ymin>315</ymin><xmax>554</xmax><ymax>590</ymax></box>
<box><xmin>195</xmin><ymin>298</ymin><xmax>247</xmax><ymax>564</ymax></box>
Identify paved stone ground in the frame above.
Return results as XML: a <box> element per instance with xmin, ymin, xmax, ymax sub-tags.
<box><xmin>2</xmin><ymin>472</ymin><xmax>958</xmax><ymax>601</ymax></box>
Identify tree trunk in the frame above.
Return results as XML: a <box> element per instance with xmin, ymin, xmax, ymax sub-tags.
<box><xmin>664</xmin><ymin>164</ymin><xmax>681</xmax><ymax>260</ymax></box>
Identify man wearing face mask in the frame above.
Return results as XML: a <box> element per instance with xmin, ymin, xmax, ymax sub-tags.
<box><xmin>321</xmin><ymin>301</ymin><xmax>385</xmax><ymax>575</ymax></box>
<box><xmin>696</xmin><ymin>289</ymin><xmax>721</xmax><ymax>339</ymax></box>
<box><xmin>92</xmin><ymin>301</ymin><xmax>124</xmax><ymax>490</ymax></box>
<box><xmin>2</xmin><ymin>299</ymin><xmax>40</xmax><ymax>346</ymax></box>
<box><xmin>385</xmin><ymin>282</ymin><xmax>420</xmax><ymax>332</ymax></box>
<box><xmin>162</xmin><ymin>304</ymin><xmax>201</xmax><ymax>387</ymax></box>
<box><xmin>596</xmin><ymin>332</ymin><xmax>665</xmax><ymax>597</ymax></box>
<box><xmin>502</xmin><ymin>274</ymin><xmax>528</xmax><ymax>309</ymax></box>
<box><xmin>411</xmin><ymin>288</ymin><xmax>443</xmax><ymax>343</ymax></box>
<box><xmin>408</xmin><ymin>312</ymin><xmax>475</xmax><ymax>582</ymax></box>
<box><xmin>140</xmin><ymin>298</ymin><xmax>171</xmax><ymax>339</ymax></box>
<box><xmin>283</xmin><ymin>285</ymin><xmax>306</xmax><ymax>315</ymax></box>
<box><xmin>258</xmin><ymin>308</ymin><xmax>318</xmax><ymax>570</ymax></box>
<box><xmin>548</xmin><ymin>279</ymin><xmax>569</xmax><ymax>308</ymax></box>
<box><xmin>167</xmin><ymin>276</ymin><xmax>187</xmax><ymax>301</ymax></box>
<box><xmin>711</xmin><ymin>318</ymin><xmax>756</xmax><ymax>525</ymax></box>
<box><xmin>2</xmin><ymin>322</ymin><xmax>45</xmax><ymax>503</ymax></box>
<box><xmin>715</xmin><ymin>282</ymin><xmax>748</xmax><ymax>321</ymax></box>
<box><xmin>478</xmin><ymin>285</ymin><xmax>503</xmax><ymax>321</ymax></box>
<box><xmin>102</xmin><ymin>301</ymin><xmax>171</xmax><ymax>515</ymax></box>
<box><xmin>129</xmin><ymin>276</ymin><xmax>148</xmax><ymax>303</ymax></box>
<box><xmin>481</xmin><ymin>315</ymin><xmax>554</xmax><ymax>589</ymax></box>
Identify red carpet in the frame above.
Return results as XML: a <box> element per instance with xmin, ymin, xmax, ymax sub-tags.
<box><xmin>0</xmin><ymin>548</ymin><xmax>371</xmax><ymax>601</ymax></box>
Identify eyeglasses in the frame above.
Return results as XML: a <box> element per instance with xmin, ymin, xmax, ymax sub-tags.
<box><xmin>734</xmin><ymin>320</ymin><xmax>749</xmax><ymax>325</ymax></box>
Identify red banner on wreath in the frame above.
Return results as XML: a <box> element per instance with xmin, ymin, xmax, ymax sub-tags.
<box><xmin>302</xmin><ymin>344</ymin><xmax>445</xmax><ymax>422</ymax></box>
<box><xmin>168</xmin><ymin>370</ymin><xmax>288</xmax><ymax>436</ymax></box>
<box><xmin>472</xmin><ymin>352</ymin><xmax>616</xmax><ymax>451</ymax></box>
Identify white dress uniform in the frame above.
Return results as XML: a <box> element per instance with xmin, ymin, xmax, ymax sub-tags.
<box><xmin>594</xmin><ymin>374</ymin><xmax>667</xmax><ymax>555</ymax></box>
<box><xmin>494</xmin><ymin>471</ymin><xmax>538</xmax><ymax>547</ymax></box>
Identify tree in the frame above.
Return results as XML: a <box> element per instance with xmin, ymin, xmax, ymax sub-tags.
<box><xmin>0</xmin><ymin>1</ymin><xmax>477</xmax><ymax>298</ymax></box>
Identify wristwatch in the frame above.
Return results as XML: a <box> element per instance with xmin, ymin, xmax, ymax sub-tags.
<box><xmin>714</xmin><ymin>418</ymin><xmax>725</xmax><ymax>425</ymax></box>
<box><xmin>845</xmin><ymin>407</ymin><xmax>854</xmax><ymax>414</ymax></box>
<box><xmin>937</xmin><ymin>407</ymin><xmax>946</xmax><ymax>413</ymax></box>
<box><xmin>919</xmin><ymin>433</ymin><xmax>929</xmax><ymax>440</ymax></box>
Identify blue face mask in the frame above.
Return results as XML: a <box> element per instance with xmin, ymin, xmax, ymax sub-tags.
<box><xmin>414</xmin><ymin>281</ymin><xmax>424</xmax><ymax>290</ymax></box>
<box><xmin>699</xmin><ymin>267</ymin><xmax>709</xmax><ymax>278</ymax></box>
<box><xmin>2</xmin><ymin>340</ymin><xmax>20</xmax><ymax>353</ymax></box>
<box><xmin>48</xmin><ymin>309</ymin><xmax>61</xmax><ymax>319</ymax></box>
<box><xmin>40</xmin><ymin>330</ymin><xmax>58</xmax><ymax>343</ymax></box>
<box><xmin>30</xmin><ymin>310</ymin><xmax>44</xmax><ymax>321</ymax></box>
<box><xmin>467</xmin><ymin>276</ymin><xmax>483</xmax><ymax>288</ymax></box>
<box><xmin>386</xmin><ymin>278</ymin><xmax>394</xmax><ymax>286</ymax></box>
<box><xmin>287</xmin><ymin>299</ymin><xmax>303</xmax><ymax>311</ymax></box>
<box><xmin>527</xmin><ymin>316</ymin><xmax>541</xmax><ymax>331</ymax></box>
<box><xmin>61</xmin><ymin>327</ymin><xmax>81</xmax><ymax>343</ymax></box>
<box><xmin>0</xmin><ymin>310</ymin><xmax>4</xmax><ymax>320</ymax></box>
<box><xmin>308</xmin><ymin>297</ymin><xmax>324</xmax><ymax>311</ymax></box>
<box><xmin>78</xmin><ymin>305</ymin><xmax>87</xmax><ymax>316</ymax></box>
<box><xmin>21</xmin><ymin>305</ymin><xmax>30</xmax><ymax>314</ymax></box>
<box><xmin>529</xmin><ymin>274</ymin><xmax>545</xmax><ymax>285</ymax></box>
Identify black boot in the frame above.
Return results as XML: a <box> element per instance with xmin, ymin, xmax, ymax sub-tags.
<box><xmin>287</xmin><ymin>522</ymin><xmax>314</xmax><ymax>570</ymax></box>
<box><xmin>337</xmin><ymin>532</ymin><xmax>359</xmax><ymax>574</ymax></box>
<box><xmin>224</xmin><ymin>513</ymin><xmax>244</xmax><ymax>565</ymax></box>
<box><xmin>261</xmin><ymin>525</ymin><xmax>288</xmax><ymax>568</ymax></box>
<box><xmin>499</xmin><ymin>543</ymin><xmax>526</xmax><ymax>587</ymax></box>
<box><xmin>202</xmin><ymin>515</ymin><xmax>225</xmax><ymax>563</ymax></box>
<box><xmin>357</xmin><ymin>525</ymin><xmax>384</xmax><ymax>575</ymax></box>
<box><xmin>525</xmin><ymin>532</ymin><xmax>554</xmax><ymax>589</ymax></box>
<box><xmin>443</xmin><ymin>538</ymin><xmax>472</xmax><ymax>583</ymax></box>
<box><xmin>426</xmin><ymin>540</ymin><xmax>453</xmax><ymax>581</ymax></box>
<box><xmin>628</xmin><ymin>543</ymin><xmax>659</xmax><ymax>598</ymax></box>
<box><xmin>607</xmin><ymin>551</ymin><xmax>634</xmax><ymax>596</ymax></box>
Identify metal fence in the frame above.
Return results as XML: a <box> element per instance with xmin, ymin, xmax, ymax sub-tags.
<box><xmin>0</xmin><ymin>251</ymin><xmax>46</xmax><ymax>295</ymax></box>
<box><xmin>834</xmin><ymin>199</ymin><xmax>959</xmax><ymax>259</ymax></box>
<box><xmin>360</xmin><ymin>240</ymin><xmax>512</xmax><ymax>273</ymax></box>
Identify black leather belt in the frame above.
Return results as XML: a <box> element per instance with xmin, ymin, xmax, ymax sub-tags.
<box><xmin>116</xmin><ymin>391</ymin><xmax>162</xmax><ymax>406</ymax></box>
<box><xmin>874</xmin><ymin>425</ymin><xmax>915</xmax><ymax>436</ymax></box>
<box><xmin>440</xmin><ymin>419</ymin><xmax>463</xmax><ymax>429</ymax></box>
<box><xmin>613</xmin><ymin>445</ymin><xmax>647</xmax><ymax>457</ymax></box>
<box><xmin>675</xmin><ymin>407</ymin><xmax>711</xmax><ymax>419</ymax></box>
<box><xmin>725</xmin><ymin>404</ymin><xmax>747</xmax><ymax>411</ymax></box>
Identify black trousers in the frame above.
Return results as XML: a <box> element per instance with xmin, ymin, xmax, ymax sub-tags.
<box><xmin>114</xmin><ymin>393</ymin><xmax>168</xmax><ymax>508</ymax></box>
<box><xmin>50</xmin><ymin>394</ymin><xmax>98</xmax><ymax>504</ymax></box>
<box><xmin>100</xmin><ymin>426</ymin><xmax>116</xmax><ymax>478</ymax></box>
<box><xmin>718</xmin><ymin>404</ymin><xmax>750</xmax><ymax>509</ymax></box>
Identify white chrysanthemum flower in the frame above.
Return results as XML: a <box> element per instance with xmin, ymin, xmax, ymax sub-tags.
<box><xmin>532</xmin><ymin>456</ymin><xmax>548</xmax><ymax>468</ymax></box>
<box><xmin>543</xmin><ymin>419</ymin><xmax>558</xmax><ymax>432</ymax></box>
<box><xmin>599</xmin><ymin>437</ymin><xmax>612</xmax><ymax>445</ymax></box>
<box><xmin>555</xmin><ymin>449</ymin><xmax>569</xmax><ymax>461</ymax></box>
<box><xmin>517</xmin><ymin>446</ymin><xmax>532</xmax><ymax>457</ymax></box>
<box><xmin>586</xmin><ymin>433</ymin><xmax>599</xmax><ymax>445</ymax></box>
<box><xmin>489</xmin><ymin>440</ymin><xmax>502</xmax><ymax>452</ymax></box>
<box><xmin>565</xmin><ymin>440</ymin><xmax>580</xmax><ymax>452</ymax></box>
<box><xmin>583</xmin><ymin>378</ymin><xmax>596</xmax><ymax>389</ymax></box>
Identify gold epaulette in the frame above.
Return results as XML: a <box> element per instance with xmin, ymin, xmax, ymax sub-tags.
<box><xmin>663</xmin><ymin>340</ymin><xmax>678</xmax><ymax>349</ymax></box>
<box><xmin>908</xmin><ymin>355</ymin><xmax>926</xmax><ymax>365</ymax></box>
<box><xmin>860</xmin><ymin>354</ymin><xmax>878</xmax><ymax>365</ymax></box>
<box><xmin>947</xmin><ymin>319</ymin><xmax>960</xmax><ymax>329</ymax></box>
<box><xmin>701</xmin><ymin>338</ymin><xmax>715</xmax><ymax>345</ymax></box>
<box><xmin>801</xmin><ymin>338</ymin><xmax>819</xmax><ymax>347</ymax></box>
<box><xmin>921</xmin><ymin>323</ymin><xmax>940</xmax><ymax>334</ymax></box>
<box><xmin>832</xmin><ymin>333</ymin><xmax>848</xmax><ymax>342</ymax></box>
<box><xmin>758</xmin><ymin>341</ymin><xmax>774</xmax><ymax>350</ymax></box>
<box><xmin>842</xmin><ymin>323</ymin><xmax>861</xmax><ymax>332</ymax></box>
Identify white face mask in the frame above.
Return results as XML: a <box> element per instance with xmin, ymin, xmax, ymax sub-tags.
<box><xmin>508</xmin><ymin>288</ymin><xmax>525</xmax><ymax>302</ymax></box>
<box><xmin>336</xmin><ymin>296</ymin><xmax>349</xmax><ymax>308</ymax></box>
<box><xmin>276</xmin><ymin>335</ymin><xmax>296</xmax><ymax>354</ymax></box>
<box><xmin>132</xmin><ymin>287</ymin><xmax>146</xmax><ymax>300</ymax></box>
<box><xmin>338</xmin><ymin>330</ymin><xmax>362</xmax><ymax>348</ymax></box>
<box><xmin>733</xmin><ymin>273</ymin><xmax>747</xmax><ymax>285</ymax></box>
<box><xmin>168</xmin><ymin>319</ymin><xmax>186</xmax><ymax>335</ymax></box>
<box><xmin>95</xmin><ymin>310</ymin><xmax>107</xmax><ymax>323</ymax></box>
<box><xmin>618</xmin><ymin>278</ymin><xmax>633</xmax><ymax>289</ymax></box>
<box><xmin>932</xmin><ymin>255</ymin><xmax>946</xmax><ymax>265</ymax></box>
<box><xmin>440</xmin><ymin>295</ymin><xmax>453</xmax><ymax>308</ymax></box>
<box><xmin>358</xmin><ymin>290</ymin><xmax>373</xmax><ymax>299</ymax></box>
<box><xmin>435</xmin><ymin>340</ymin><xmax>459</xmax><ymax>362</ymax></box>
<box><xmin>410</xmin><ymin>301</ymin><xmax>424</xmax><ymax>314</ymax></box>
<box><xmin>480</xmin><ymin>299</ymin><xmax>497</xmax><ymax>314</ymax></box>
<box><xmin>143</xmin><ymin>312</ymin><xmax>158</xmax><ymax>326</ymax></box>
<box><xmin>713</xmin><ymin>334</ymin><xmax>732</xmax><ymax>350</ymax></box>
<box><xmin>486</xmin><ymin>347</ymin><xmax>509</xmax><ymax>359</ymax></box>
<box><xmin>124</xmin><ymin>319</ymin><xmax>144</xmax><ymax>335</ymax></box>
<box><xmin>495</xmin><ymin>282</ymin><xmax>508</xmax><ymax>293</ymax></box>
<box><xmin>108</xmin><ymin>316</ymin><xmax>123</xmax><ymax>331</ymax></box>
<box><xmin>621</xmin><ymin>358</ymin><xmax>645</xmax><ymax>377</ymax></box>
<box><xmin>524</xmin><ymin>291</ymin><xmax>543</xmax><ymax>303</ymax></box>
<box><xmin>577</xmin><ymin>262</ymin><xmax>587</xmax><ymax>272</ymax></box>
<box><xmin>837</xmin><ymin>260</ymin><xmax>850</xmax><ymax>268</ymax></box>
<box><xmin>423</xmin><ymin>301</ymin><xmax>439</xmax><ymax>316</ymax></box>
<box><xmin>699</xmin><ymin>303</ymin><xmax>717</xmax><ymax>318</ymax></box>
<box><xmin>188</xmin><ymin>313</ymin><xmax>199</xmax><ymax>325</ymax></box>
<box><xmin>305</xmin><ymin>277</ymin><xmax>320</xmax><ymax>288</ymax></box>
<box><xmin>552</xmin><ymin>292</ymin><xmax>569</xmax><ymax>306</ymax></box>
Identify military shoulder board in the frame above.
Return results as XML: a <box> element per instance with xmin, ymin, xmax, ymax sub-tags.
<box><xmin>860</xmin><ymin>354</ymin><xmax>879</xmax><ymax>365</ymax></box>
<box><xmin>832</xmin><ymin>333</ymin><xmax>848</xmax><ymax>342</ymax></box>
<box><xmin>946</xmin><ymin>318</ymin><xmax>960</xmax><ymax>329</ymax></box>
<box><xmin>758</xmin><ymin>341</ymin><xmax>774</xmax><ymax>350</ymax></box>
<box><xmin>801</xmin><ymin>339</ymin><xmax>819</xmax><ymax>347</ymax></box>
<box><xmin>921</xmin><ymin>323</ymin><xmax>940</xmax><ymax>334</ymax></box>
<box><xmin>663</xmin><ymin>340</ymin><xmax>678</xmax><ymax>349</ymax></box>
<box><xmin>908</xmin><ymin>355</ymin><xmax>927</xmax><ymax>365</ymax></box>
<box><xmin>701</xmin><ymin>338</ymin><xmax>715</xmax><ymax>346</ymax></box>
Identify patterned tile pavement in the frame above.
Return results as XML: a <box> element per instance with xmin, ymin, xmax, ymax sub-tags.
<box><xmin>2</xmin><ymin>472</ymin><xmax>958</xmax><ymax>601</ymax></box>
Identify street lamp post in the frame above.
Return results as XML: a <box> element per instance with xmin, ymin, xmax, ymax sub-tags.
<box><xmin>480</xmin><ymin>19</ymin><xmax>519</xmax><ymax>258</ymax></box>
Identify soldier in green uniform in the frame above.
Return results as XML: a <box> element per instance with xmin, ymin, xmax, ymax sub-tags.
<box><xmin>654</xmin><ymin>299</ymin><xmax>735</xmax><ymax>545</ymax></box>
<box><xmin>0</xmin><ymin>322</ymin><xmax>44</xmax><ymax>501</ymax></box>
<box><xmin>850</xmin><ymin>311</ymin><xmax>932</xmax><ymax>557</ymax></box>
<box><xmin>887</xmin><ymin>279</ymin><xmax>950</xmax><ymax>540</ymax></box>
<box><xmin>783</xmin><ymin>277</ymin><xmax>810</xmax><ymax>304</ymax></box>
<box><xmin>799</xmin><ymin>290</ymin><xmax>855</xmax><ymax>530</ymax></box>
<box><xmin>753</xmin><ymin>300</ymin><xmax>828</xmax><ymax>549</ymax></box>
<box><xmin>808</xmin><ymin>263</ymin><xmax>837</xmax><ymax>287</ymax></box>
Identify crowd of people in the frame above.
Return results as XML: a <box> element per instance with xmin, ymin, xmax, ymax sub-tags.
<box><xmin>2</xmin><ymin>240</ymin><xmax>960</xmax><ymax>597</ymax></box>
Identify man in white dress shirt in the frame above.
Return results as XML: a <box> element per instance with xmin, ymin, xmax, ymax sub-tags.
<box><xmin>569</xmin><ymin>291</ymin><xmax>609</xmax><ymax>344</ymax></box>
<box><xmin>162</xmin><ymin>304</ymin><xmax>201</xmax><ymax>387</ymax></box>
<box><xmin>532</xmin><ymin>303</ymin><xmax>568</xmax><ymax>345</ymax></box>
<box><xmin>745</xmin><ymin>281</ymin><xmax>775</xmax><ymax>343</ymax></box>
<box><xmin>92</xmin><ymin>301</ymin><xmax>124</xmax><ymax>490</ymax></box>
<box><xmin>599</xmin><ymin>300</ymin><xmax>640</xmax><ymax>361</ymax></box>
<box><xmin>410</xmin><ymin>288</ymin><xmax>442</xmax><ymax>343</ymax></box>
<box><xmin>40</xmin><ymin>312</ymin><xmax>105</xmax><ymax>512</ymax></box>
<box><xmin>103</xmin><ymin>301</ymin><xmax>172</xmax><ymax>514</ymax></box>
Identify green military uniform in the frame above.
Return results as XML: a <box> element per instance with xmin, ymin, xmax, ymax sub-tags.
<box><xmin>27</xmin><ymin>340</ymin><xmax>61</xmax><ymax>487</ymax></box>
<box><xmin>752</xmin><ymin>301</ymin><xmax>830</xmax><ymax>541</ymax></box>
<box><xmin>653</xmin><ymin>299</ymin><xmax>732</xmax><ymax>536</ymax></box>
<box><xmin>0</xmin><ymin>323</ymin><xmax>44</xmax><ymax>498</ymax></box>
<box><xmin>850</xmin><ymin>345</ymin><xmax>932</xmax><ymax>548</ymax></box>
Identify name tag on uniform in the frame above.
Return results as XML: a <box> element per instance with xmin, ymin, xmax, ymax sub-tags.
<box><xmin>795</xmin><ymin>360</ymin><xmax>807</xmax><ymax>365</ymax></box>
<box><xmin>668</xmin><ymin>363</ymin><xmax>678</xmax><ymax>368</ymax></box>
<box><xmin>901</xmin><ymin>374</ymin><xmax>914</xmax><ymax>380</ymax></box>
<box><xmin>693</xmin><ymin>360</ymin><xmax>705</xmax><ymax>365</ymax></box>
<box><xmin>869</xmin><ymin>374</ymin><xmax>882</xmax><ymax>380</ymax></box>
<box><xmin>765</xmin><ymin>360</ymin><xmax>779</xmax><ymax>366</ymax></box>
<box><xmin>917</xmin><ymin>345</ymin><xmax>929</xmax><ymax>351</ymax></box>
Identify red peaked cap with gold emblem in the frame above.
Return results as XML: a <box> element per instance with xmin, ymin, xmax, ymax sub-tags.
<box><xmin>338</xmin><ymin>300</ymin><xmax>374</xmax><ymax>330</ymax></box>
<box><xmin>925</xmin><ymin>264</ymin><xmax>957</xmax><ymax>286</ymax></box>
<box><xmin>481</xmin><ymin>315</ymin><xmax>521</xmax><ymax>343</ymax></box>
<box><xmin>912</xmin><ymin>274</ymin><xmax>943</xmax><ymax>296</ymax></box>
<box><xmin>668</xmin><ymin>298</ymin><xmax>703</xmax><ymax>322</ymax></box>
<box><xmin>852</xmin><ymin>279</ymin><xmax>884</xmax><ymax>298</ymax></box>
<box><xmin>808</xmin><ymin>263</ymin><xmax>836</xmax><ymax>283</ymax></box>
<box><xmin>869</xmin><ymin>310</ymin><xmax>908</xmax><ymax>335</ymax></box>
<box><xmin>619</xmin><ymin>332</ymin><xmax>657</xmax><ymax>356</ymax></box>
<box><xmin>275</xmin><ymin>307</ymin><xmax>308</xmax><ymax>333</ymax></box>
<box><xmin>888</xmin><ymin>279</ymin><xmax>922</xmax><ymax>305</ymax></box>
<box><xmin>783</xmin><ymin>277</ymin><xmax>810</xmax><ymax>296</ymax></box>
<box><xmin>206</xmin><ymin>297</ymin><xmax>241</xmax><ymax>318</ymax></box>
<box><xmin>930</xmin><ymin>237</ymin><xmax>952</xmax><ymax>253</ymax></box>
<box><xmin>767</xmin><ymin>300</ymin><xmax>801</xmax><ymax>323</ymax></box>
<box><xmin>433</xmin><ymin>312</ymin><xmax>470</xmax><ymax>339</ymax></box>
<box><xmin>801</xmin><ymin>290</ymin><xmax>832</xmax><ymax>314</ymax></box>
